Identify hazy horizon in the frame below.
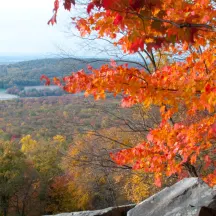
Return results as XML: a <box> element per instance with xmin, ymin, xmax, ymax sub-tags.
<box><xmin>0</xmin><ymin>0</ymin><xmax>82</xmax><ymax>56</ymax></box>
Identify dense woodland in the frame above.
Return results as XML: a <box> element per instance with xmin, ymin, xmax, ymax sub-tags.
<box><xmin>0</xmin><ymin>94</ymin><xmax>214</xmax><ymax>215</ymax></box>
<box><xmin>0</xmin><ymin>95</ymin><xmax>171</xmax><ymax>215</ymax></box>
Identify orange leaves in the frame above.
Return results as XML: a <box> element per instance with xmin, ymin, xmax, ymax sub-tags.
<box><xmin>111</xmin><ymin>113</ymin><xmax>216</xmax><ymax>186</ymax></box>
<box><xmin>40</xmin><ymin>75</ymin><xmax>50</xmax><ymax>86</ymax></box>
<box><xmin>203</xmin><ymin>170</ymin><xmax>216</xmax><ymax>187</ymax></box>
<box><xmin>45</xmin><ymin>48</ymin><xmax>215</xmax><ymax>186</ymax></box>
<box><xmin>76</xmin><ymin>19</ymin><xmax>91</xmax><ymax>36</ymax></box>
<box><xmin>82</xmin><ymin>0</ymin><xmax>214</xmax><ymax>51</ymax></box>
<box><xmin>50</xmin><ymin>0</ymin><xmax>215</xmax><ymax>53</ymax></box>
<box><xmin>48</xmin><ymin>0</ymin><xmax>216</xmax><ymax>187</ymax></box>
<box><xmin>121</xmin><ymin>96</ymin><xmax>137</xmax><ymax>108</ymax></box>
<box><xmin>154</xmin><ymin>173</ymin><xmax>162</xmax><ymax>187</ymax></box>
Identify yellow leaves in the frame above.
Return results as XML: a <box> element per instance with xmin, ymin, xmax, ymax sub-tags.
<box><xmin>53</xmin><ymin>135</ymin><xmax>65</xmax><ymax>143</ymax></box>
<box><xmin>98</xmin><ymin>176</ymin><xmax>106</xmax><ymax>185</ymax></box>
<box><xmin>63</xmin><ymin>111</ymin><xmax>68</xmax><ymax>118</ymax></box>
<box><xmin>152</xmin><ymin>8</ymin><xmax>160</xmax><ymax>16</ymax></box>
<box><xmin>123</xmin><ymin>172</ymin><xmax>150</xmax><ymax>203</ymax></box>
<box><xmin>20</xmin><ymin>135</ymin><xmax>37</xmax><ymax>153</ymax></box>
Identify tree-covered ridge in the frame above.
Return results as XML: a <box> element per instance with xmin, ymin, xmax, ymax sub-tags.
<box><xmin>0</xmin><ymin>58</ymin><xmax>89</xmax><ymax>88</ymax></box>
<box><xmin>0</xmin><ymin>58</ymin><xmax>141</xmax><ymax>89</ymax></box>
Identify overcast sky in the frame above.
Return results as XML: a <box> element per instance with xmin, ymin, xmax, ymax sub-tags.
<box><xmin>0</xmin><ymin>0</ymin><xmax>81</xmax><ymax>56</ymax></box>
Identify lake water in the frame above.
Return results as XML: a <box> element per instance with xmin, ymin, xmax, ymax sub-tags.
<box><xmin>24</xmin><ymin>85</ymin><xmax>59</xmax><ymax>91</ymax></box>
<box><xmin>0</xmin><ymin>89</ymin><xmax>19</xmax><ymax>100</ymax></box>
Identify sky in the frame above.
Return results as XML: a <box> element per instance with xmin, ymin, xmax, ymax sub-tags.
<box><xmin>0</xmin><ymin>0</ymin><xmax>81</xmax><ymax>56</ymax></box>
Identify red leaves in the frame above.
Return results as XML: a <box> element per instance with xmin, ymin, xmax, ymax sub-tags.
<box><xmin>102</xmin><ymin>0</ymin><xmax>115</xmax><ymax>9</ymax></box>
<box><xmin>54</xmin><ymin>0</ymin><xmax>59</xmax><ymax>11</ymax></box>
<box><xmin>189</xmin><ymin>28</ymin><xmax>198</xmax><ymax>43</ymax></box>
<box><xmin>48</xmin><ymin>0</ymin><xmax>75</xmax><ymax>25</ymax></box>
<box><xmin>110</xmin><ymin>59</ymin><xmax>117</xmax><ymax>67</ymax></box>
<box><xmin>121</xmin><ymin>96</ymin><xmax>136</xmax><ymax>108</ymax></box>
<box><xmin>154</xmin><ymin>174</ymin><xmax>162</xmax><ymax>187</ymax></box>
<box><xmin>87</xmin><ymin>2</ymin><xmax>95</xmax><ymax>14</ymax></box>
<box><xmin>48</xmin><ymin>0</ymin><xmax>59</xmax><ymax>25</ymax></box>
<box><xmin>130</xmin><ymin>38</ymin><xmax>144</xmax><ymax>53</ymax></box>
<box><xmin>64</xmin><ymin>0</ymin><xmax>75</xmax><ymax>11</ymax></box>
<box><xmin>40</xmin><ymin>75</ymin><xmax>51</xmax><ymax>86</ymax></box>
<box><xmin>129</xmin><ymin>0</ymin><xmax>144</xmax><ymax>10</ymax></box>
<box><xmin>211</xmin><ymin>122</ymin><xmax>216</xmax><ymax>134</ymax></box>
<box><xmin>146</xmin><ymin>38</ymin><xmax>164</xmax><ymax>51</ymax></box>
<box><xmin>48</xmin><ymin>13</ymin><xmax>57</xmax><ymax>25</ymax></box>
<box><xmin>204</xmin><ymin>155</ymin><xmax>212</xmax><ymax>169</ymax></box>
<box><xmin>113</xmin><ymin>14</ymin><xmax>123</xmax><ymax>25</ymax></box>
<box><xmin>205</xmin><ymin>83</ymin><xmax>212</xmax><ymax>93</ymax></box>
<box><xmin>202</xmin><ymin>15</ymin><xmax>210</xmax><ymax>23</ymax></box>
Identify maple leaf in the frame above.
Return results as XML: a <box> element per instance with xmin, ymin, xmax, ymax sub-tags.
<box><xmin>113</xmin><ymin>14</ymin><xmax>123</xmax><ymax>25</ymax></box>
<box><xmin>102</xmin><ymin>0</ymin><xmax>115</xmax><ymax>9</ymax></box>
<box><xmin>48</xmin><ymin>12</ymin><xmax>57</xmax><ymax>25</ymax></box>
<box><xmin>204</xmin><ymin>155</ymin><xmax>211</xmax><ymax>169</ymax></box>
<box><xmin>146</xmin><ymin>38</ymin><xmax>164</xmax><ymax>51</ymax></box>
<box><xmin>87</xmin><ymin>64</ymin><xmax>93</xmax><ymax>70</ymax></box>
<box><xmin>87</xmin><ymin>2</ymin><xmax>95</xmax><ymax>14</ymax></box>
<box><xmin>40</xmin><ymin>75</ymin><xmax>51</xmax><ymax>86</ymax></box>
<box><xmin>64</xmin><ymin>0</ymin><xmax>73</xmax><ymax>11</ymax></box>
<box><xmin>110</xmin><ymin>59</ymin><xmax>117</xmax><ymax>67</ymax></box>
<box><xmin>212</xmin><ymin>122</ymin><xmax>216</xmax><ymax>131</ymax></box>
<box><xmin>205</xmin><ymin>83</ymin><xmax>212</xmax><ymax>94</ymax></box>
<box><xmin>121</xmin><ymin>96</ymin><xmax>136</xmax><ymax>108</ymax></box>
<box><xmin>154</xmin><ymin>174</ymin><xmax>162</xmax><ymax>187</ymax></box>
<box><xmin>54</xmin><ymin>0</ymin><xmax>59</xmax><ymax>11</ymax></box>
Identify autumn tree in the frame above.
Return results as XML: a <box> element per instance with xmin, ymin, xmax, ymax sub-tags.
<box><xmin>0</xmin><ymin>140</ymin><xmax>27</xmax><ymax>216</ymax></box>
<box><xmin>46</xmin><ymin>0</ymin><xmax>216</xmax><ymax>187</ymax></box>
<box><xmin>20</xmin><ymin>135</ymin><xmax>68</xmax><ymax>214</ymax></box>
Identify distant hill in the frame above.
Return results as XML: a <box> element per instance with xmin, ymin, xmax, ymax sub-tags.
<box><xmin>0</xmin><ymin>58</ymin><xmax>104</xmax><ymax>88</ymax></box>
<box><xmin>0</xmin><ymin>55</ymin><xmax>45</xmax><ymax>65</ymax></box>
<box><xmin>0</xmin><ymin>57</ymin><xmax>143</xmax><ymax>89</ymax></box>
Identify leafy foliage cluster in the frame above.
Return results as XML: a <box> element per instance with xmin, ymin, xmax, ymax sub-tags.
<box><xmin>47</xmin><ymin>0</ymin><xmax>216</xmax><ymax>186</ymax></box>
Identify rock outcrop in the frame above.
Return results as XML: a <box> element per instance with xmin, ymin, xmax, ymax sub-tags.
<box><xmin>128</xmin><ymin>178</ymin><xmax>216</xmax><ymax>216</ymax></box>
<box><xmin>45</xmin><ymin>204</ymin><xmax>135</xmax><ymax>216</ymax></box>
<box><xmin>46</xmin><ymin>178</ymin><xmax>216</xmax><ymax>216</ymax></box>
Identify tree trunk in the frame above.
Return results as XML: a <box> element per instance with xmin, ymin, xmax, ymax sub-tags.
<box><xmin>184</xmin><ymin>162</ymin><xmax>199</xmax><ymax>177</ymax></box>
